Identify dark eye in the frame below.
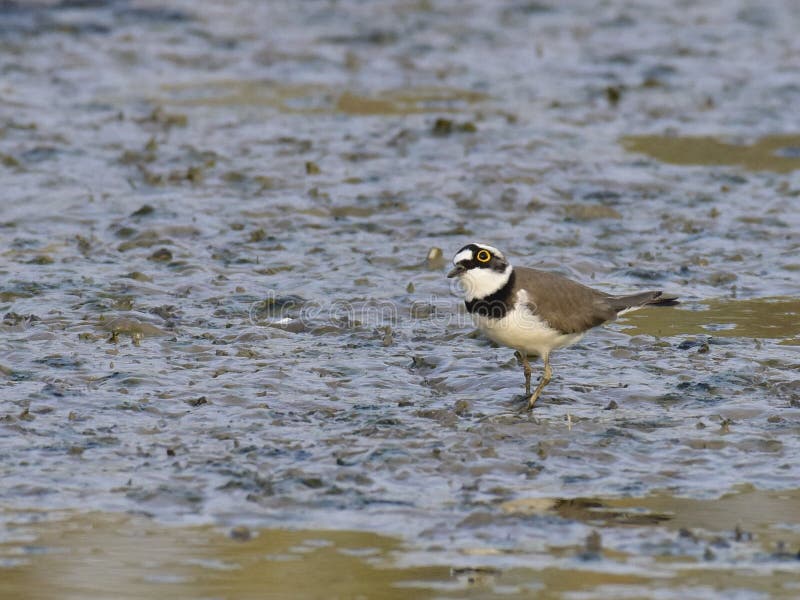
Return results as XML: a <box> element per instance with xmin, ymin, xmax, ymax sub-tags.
<box><xmin>476</xmin><ymin>249</ymin><xmax>491</xmax><ymax>263</ymax></box>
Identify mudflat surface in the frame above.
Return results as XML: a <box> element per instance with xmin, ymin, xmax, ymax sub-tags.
<box><xmin>1</xmin><ymin>1</ymin><xmax>799</xmax><ymax>598</ymax></box>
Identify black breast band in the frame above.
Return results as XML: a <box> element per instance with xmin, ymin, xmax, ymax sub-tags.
<box><xmin>464</xmin><ymin>270</ymin><xmax>516</xmax><ymax>319</ymax></box>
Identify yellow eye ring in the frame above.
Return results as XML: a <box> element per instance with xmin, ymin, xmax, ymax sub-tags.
<box><xmin>476</xmin><ymin>249</ymin><xmax>491</xmax><ymax>263</ymax></box>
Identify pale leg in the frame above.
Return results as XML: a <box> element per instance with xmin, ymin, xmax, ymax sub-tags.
<box><xmin>526</xmin><ymin>353</ymin><xmax>552</xmax><ymax>411</ymax></box>
<box><xmin>522</xmin><ymin>354</ymin><xmax>532</xmax><ymax>396</ymax></box>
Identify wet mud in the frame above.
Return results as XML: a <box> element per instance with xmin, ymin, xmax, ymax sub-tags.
<box><xmin>1</xmin><ymin>1</ymin><xmax>800</xmax><ymax>597</ymax></box>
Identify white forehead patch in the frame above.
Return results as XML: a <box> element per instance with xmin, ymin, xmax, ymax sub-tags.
<box><xmin>452</xmin><ymin>243</ymin><xmax>505</xmax><ymax>264</ymax></box>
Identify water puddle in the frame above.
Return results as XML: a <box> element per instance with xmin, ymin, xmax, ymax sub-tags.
<box><xmin>3</xmin><ymin>494</ymin><xmax>799</xmax><ymax>600</ymax></box>
<box><xmin>160</xmin><ymin>80</ymin><xmax>488</xmax><ymax>115</ymax></box>
<box><xmin>0</xmin><ymin>512</ymin><xmax>447</xmax><ymax>600</ymax></box>
<box><xmin>502</xmin><ymin>486</ymin><xmax>800</xmax><ymax>550</ymax></box>
<box><xmin>619</xmin><ymin>297</ymin><xmax>800</xmax><ymax>343</ymax></box>
<box><xmin>622</xmin><ymin>135</ymin><xmax>800</xmax><ymax>173</ymax></box>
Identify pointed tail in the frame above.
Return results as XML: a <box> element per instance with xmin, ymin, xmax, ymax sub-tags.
<box><xmin>610</xmin><ymin>291</ymin><xmax>679</xmax><ymax>314</ymax></box>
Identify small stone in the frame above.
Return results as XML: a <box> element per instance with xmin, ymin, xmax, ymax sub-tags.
<box><xmin>430</xmin><ymin>119</ymin><xmax>475</xmax><ymax>135</ymax></box>
<box><xmin>125</xmin><ymin>271</ymin><xmax>152</xmax><ymax>282</ymax></box>
<box><xmin>0</xmin><ymin>152</ymin><xmax>21</xmax><ymax>168</ymax></box>
<box><xmin>249</xmin><ymin>228</ymin><xmax>266</xmax><ymax>243</ymax></box>
<box><xmin>453</xmin><ymin>399</ymin><xmax>471</xmax><ymax>416</ymax></box>
<box><xmin>75</xmin><ymin>235</ymin><xmax>91</xmax><ymax>253</ymax></box>
<box><xmin>186</xmin><ymin>396</ymin><xmax>208</xmax><ymax>407</ymax></box>
<box><xmin>149</xmin><ymin>248</ymin><xmax>172</xmax><ymax>262</ymax></box>
<box><xmin>606</xmin><ymin>85</ymin><xmax>622</xmax><ymax>106</ymax></box>
<box><xmin>426</xmin><ymin>247</ymin><xmax>445</xmax><ymax>269</ymax></box>
<box><xmin>604</xmin><ymin>400</ymin><xmax>618</xmax><ymax>410</ymax></box>
<box><xmin>27</xmin><ymin>255</ymin><xmax>54</xmax><ymax>265</ymax></box>
<box><xmin>230</xmin><ymin>526</ymin><xmax>252</xmax><ymax>541</ymax></box>
<box><xmin>585</xmin><ymin>530</ymin><xmax>602</xmax><ymax>554</ymax></box>
<box><xmin>431</xmin><ymin>118</ymin><xmax>453</xmax><ymax>135</ymax></box>
<box><xmin>131</xmin><ymin>204</ymin><xmax>155</xmax><ymax>218</ymax></box>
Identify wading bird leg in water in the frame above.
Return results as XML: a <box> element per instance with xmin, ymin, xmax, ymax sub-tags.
<box><xmin>515</xmin><ymin>350</ymin><xmax>532</xmax><ymax>396</ymax></box>
<box><xmin>526</xmin><ymin>353</ymin><xmax>552</xmax><ymax>411</ymax></box>
<box><xmin>522</xmin><ymin>355</ymin><xmax>532</xmax><ymax>397</ymax></box>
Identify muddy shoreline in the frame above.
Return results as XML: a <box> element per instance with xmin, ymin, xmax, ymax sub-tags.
<box><xmin>2</xmin><ymin>1</ymin><xmax>799</xmax><ymax>597</ymax></box>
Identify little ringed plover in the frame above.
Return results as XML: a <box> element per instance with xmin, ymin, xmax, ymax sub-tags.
<box><xmin>448</xmin><ymin>243</ymin><xmax>679</xmax><ymax>410</ymax></box>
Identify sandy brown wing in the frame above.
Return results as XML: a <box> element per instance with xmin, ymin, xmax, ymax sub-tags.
<box><xmin>514</xmin><ymin>267</ymin><xmax>618</xmax><ymax>334</ymax></box>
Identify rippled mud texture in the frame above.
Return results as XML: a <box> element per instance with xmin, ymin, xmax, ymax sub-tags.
<box><xmin>2</xmin><ymin>0</ymin><xmax>800</xmax><ymax>598</ymax></box>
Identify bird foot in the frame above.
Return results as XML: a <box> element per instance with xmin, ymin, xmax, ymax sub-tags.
<box><xmin>513</xmin><ymin>394</ymin><xmax>539</xmax><ymax>412</ymax></box>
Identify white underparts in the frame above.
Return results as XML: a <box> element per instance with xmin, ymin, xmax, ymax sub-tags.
<box><xmin>471</xmin><ymin>289</ymin><xmax>584</xmax><ymax>357</ymax></box>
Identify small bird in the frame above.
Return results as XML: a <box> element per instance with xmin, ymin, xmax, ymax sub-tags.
<box><xmin>448</xmin><ymin>243</ymin><xmax>679</xmax><ymax>410</ymax></box>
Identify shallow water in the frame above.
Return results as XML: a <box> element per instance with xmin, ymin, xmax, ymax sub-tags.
<box><xmin>2</xmin><ymin>495</ymin><xmax>800</xmax><ymax>600</ymax></box>
<box><xmin>622</xmin><ymin>135</ymin><xmax>800</xmax><ymax>173</ymax></box>
<box><xmin>1</xmin><ymin>0</ymin><xmax>800</xmax><ymax>597</ymax></box>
